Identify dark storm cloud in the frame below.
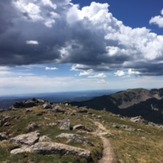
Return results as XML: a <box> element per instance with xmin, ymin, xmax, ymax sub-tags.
<box><xmin>0</xmin><ymin>0</ymin><xmax>163</xmax><ymax>76</ymax></box>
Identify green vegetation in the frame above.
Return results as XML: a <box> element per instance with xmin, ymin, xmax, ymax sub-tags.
<box><xmin>0</xmin><ymin>104</ymin><xmax>162</xmax><ymax>163</ymax></box>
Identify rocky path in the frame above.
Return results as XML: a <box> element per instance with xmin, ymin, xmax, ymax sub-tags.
<box><xmin>92</xmin><ymin>121</ymin><xmax>118</xmax><ymax>163</ymax></box>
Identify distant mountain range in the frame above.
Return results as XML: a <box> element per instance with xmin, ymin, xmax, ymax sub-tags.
<box><xmin>0</xmin><ymin>90</ymin><xmax>117</xmax><ymax>109</ymax></box>
<box><xmin>71</xmin><ymin>88</ymin><xmax>163</xmax><ymax>124</ymax></box>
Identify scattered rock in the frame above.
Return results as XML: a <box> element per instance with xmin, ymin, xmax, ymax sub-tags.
<box><xmin>10</xmin><ymin>146</ymin><xmax>32</xmax><ymax>154</ymax></box>
<box><xmin>52</xmin><ymin>105</ymin><xmax>65</xmax><ymax>113</ymax></box>
<box><xmin>26</xmin><ymin>123</ymin><xmax>39</xmax><ymax>132</ymax></box>
<box><xmin>65</xmin><ymin>103</ymin><xmax>69</xmax><ymax>106</ymax></box>
<box><xmin>25</xmin><ymin>108</ymin><xmax>33</xmax><ymax>113</ymax></box>
<box><xmin>112</xmin><ymin>124</ymin><xmax>120</xmax><ymax>129</ymax></box>
<box><xmin>130</xmin><ymin>116</ymin><xmax>147</xmax><ymax>124</ymax></box>
<box><xmin>11</xmin><ymin>142</ymin><xmax>91</xmax><ymax>159</ymax></box>
<box><xmin>47</xmin><ymin>122</ymin><xmax>57</xmax><ymax>127</ymax></box>
<box><xmin>36</xmin><ymin>110</ymin><xmax>47</xmax><ymax>116</ymax></box>
<box><xmin>0</xmin><ymin>115</ymin><xmax>11</xmax><ymax>127</ymax></box>
<box><xmin>3</xmin><ymin>122</ymin><xmax>11</xmax><ymax>127</ymax></box>
<box><xmin>59</xmin><ymin>119</ymin><xmax>71</xmax><ymax>130</ymax></box>
<box><xmin>39</xmin><ymin>135</ymin><xmax>51</xmax><ymax>142</ymax></box>
<box><xmin>13</xmin><ymin>98</ymin><xmax>47</xmax><ymax>109</ymax></box>
<box><xmin>97</xmin><ymin>115</ymin><xmax>102</xmax><ymax>119</ymax></box>
<box><xmin>42</xmin><ymin>103</ymin><xmax>52</xmax><ymax>109</ymax></box>
<box><xmin>77</xmin><ymin>108</ymin><xmax>88</xmax><ymax>113</ymax></box>
<box><xmin>73</xmin><ymin>124</ymin><xmax>92</xmax><ymax>132</ymax></box>
<box><xmin>10</xmin><ymin>132</ymin><xmax>40</xmax><ymax>146</ymax></box>
<box><xmin>56</xmin><ymin>133</ymin><xmax>93</xmax><ymax>146</ymax></box>
<box><xmin>0</xmin><ymin>132</ymin><xmax>8</xmax><ymax>141</ymax></box>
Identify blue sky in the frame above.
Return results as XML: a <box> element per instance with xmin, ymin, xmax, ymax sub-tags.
<box><xmin>0</xmin><ymin>0</ymin><xmax>163</xmax><ymax>95</ymax></box>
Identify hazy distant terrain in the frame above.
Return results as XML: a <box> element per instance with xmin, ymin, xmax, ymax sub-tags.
<box><xmin>0</xmin><ymin>90</ymin><xmax>117</xmax><ymax>109</ymax></box>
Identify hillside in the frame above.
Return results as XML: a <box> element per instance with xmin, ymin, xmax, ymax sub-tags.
<box><xmin>71</xmin><ymin>88</ymin><xmax>163</xmax><ymax>124</ymax></box>
<box><xmin>0</xmin><ymin>98</ymin><xmax>163</xmax><ymax>163</ymax></box>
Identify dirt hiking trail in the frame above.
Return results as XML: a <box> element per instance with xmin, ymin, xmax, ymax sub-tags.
<box><xmin>92</xmin><ymin>121</ymin><xmax>118</xmax><ymax>163</ymax></box>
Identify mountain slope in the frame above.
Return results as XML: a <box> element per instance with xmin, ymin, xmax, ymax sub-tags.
<box><xmin>0</xmin><ymin>99</ymin><xmax>163</xmax><ymax>162</ymax></box>
<box><xmin>71</xmin><ymin>88</ymin><xmax>163</xmax><ymax>124</ymax></box>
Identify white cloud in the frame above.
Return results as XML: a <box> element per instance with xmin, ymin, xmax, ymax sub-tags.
<box><xmin>88</xmin><ymin>73</ymin><xmax>107</xmax><ymax>78</ymax></box>
<box><xmin>0</xmin><ymin>0</ymin><xmax>163</xmax><ymax>76</ymax></box>
<box><xmin>13</xmin><ymin>0</ymin><xmax>59</xmax><ymax>28</ymax></box>
<box><xmin>149</xmin><ymin>9</ymin><xmax>163</xmax><ymax>28</ymax></box>
<box><xmin>114</xmin><ymin>70</ymin><xmax>125</xmax><ymax>77</ymax></box>
<box><xmin>41</xmin><ymin>0</ymin><xmax>56</xmax><ymax>9</ymax></box>
<box><xmin>79</xmin><ymin>69</ymin><xmax>93</xmax><ymax>76</ymax></box>
<box><xmin>26</xmin><ymin>40</ymin><xmax>39</xmax><ymax>45</ymax></box>
<box><xmin>0</xmin><ymin>66</ymin><xmax>10</xmax><ymax>71</ymax></box>
<box><xmin>0</xmin><ymin>74</ymin><xmax>109</xmax><ymax>95</ymax></box>
<box><xmin>45</xmin><ymin>66</ymin><xmax>58</xmax><ymax>70</ymax></box>
<box><xmin>128</xmin><ymin>69</ymin><xmax>140</xmax><ymax>75</ymax></box>
<box><xmin>13</xmin><ymin>1</ymin><xmax>43</xmax><ymax>22</ymax></box>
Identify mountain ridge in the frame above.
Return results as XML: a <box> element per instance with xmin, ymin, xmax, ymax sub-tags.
<box><xmin>71</xmin><ymin>88</ymin><xmax>163</xmax><ymax>124</ymax></box>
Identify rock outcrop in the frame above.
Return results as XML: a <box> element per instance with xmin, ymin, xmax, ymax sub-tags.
<box><xmin>10</xmin><ymin>132</ymin><xmax>91</xmax><ymax>159</ymax></box>
<box><xmin>12</xmin><ymin>98</ymin><xmax>48</xmax><ymax>109</ymax></box>
<box><xmin>11</xmin><ymin>142</ymin><xmax>91</xmax><ymax>159</ymax></box>
<box><xmin>10</xmin><ymin>132</ymin><xmax>40</xmax><ymax>145</ymax></box>
<box><xmin>56</xmin><ymin>133</ymin><xmax>93</xmax><ymax>145</ymax></box>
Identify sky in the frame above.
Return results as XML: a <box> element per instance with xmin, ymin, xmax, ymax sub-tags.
<box><xmin>0</xmin><ymin>0</ymin><xmax>163</xmax><ymax>95</ymax></box>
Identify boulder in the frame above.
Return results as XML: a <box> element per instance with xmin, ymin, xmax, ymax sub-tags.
<box><xmin>39</xmin><ymin>135</ymin><xmax>51</xmax><ymax>142</ymax></box>
<box><xmin>10</xmin><ymin>131</ymin><xmax>40</xmax><ymax>146</ymax></box>
<box><xmin>0</xmin><ymin>132</ymin><xmax>8</xmax><ymax>141</ymax></box>
<box><xmin>42</xmin><ymin>103</ymin><xmax>52</xmax><ymax>109</ymax></box>
<box><xmin>10</xmin><ymin>146</ymin><xmax>32</xmax><ymax>154</ymax></box>
<box><xmin>52</xmin><ymin>105</ymin><xmax>65</xmax><ymax>113</ymax></box>
<box><xmin>73</xmin><ymin>124</ymin><xmax>92</xmax><ymax>132</ymax></box>
<box><xmin>11</xmin><ymin>142</ymin><xmax>91</xmax><ymax>159</ymax></box>
<box><xmin>56</xmin><ymin>133</ymin><xmax>93</xmax><ymax>145</ymax></box>
<box><xmin>13</xmin><ymin>98</ymin><xmax>46</xmax><ymax>109</ymax></box>
<box><xmin>26</xmin><ymin>123</ymin><xmax>39</xmax><ymax>132</ymax></box>
<box><xmin>130</xmin><ymin>116</ymin><xmax>147</xmax><ymax>124</ymax></box>
<box><xmin>59</xmin><ymin>119</ymin><xmax>71</xmax><ymax>130</ymax></box>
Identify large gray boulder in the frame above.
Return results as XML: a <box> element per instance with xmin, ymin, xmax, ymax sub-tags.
<box><xmin>10</xmin><ymin>132</ymin><xmax>40</xmax><ymax>145</ymax></box>
<box><xmin>11</xmin><ymin>142</ymin><xmax>91</xmax><ymax>159</ymax></box>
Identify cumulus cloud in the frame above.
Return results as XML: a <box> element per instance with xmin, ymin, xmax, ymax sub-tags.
<box><xmin>128</xmin><ymin>69</ymin><xmax>140</xmax><ymax>75</ymax></box>
<box><xmin>79</xmin><ymin>69</ymin><xmax>93</xmax><ymax>76</ymax></box>
<box><xmin>149</xmin><ymin>9</ymin><xmax>163</xmax><ymax>28</ymax></box>
<box><xmin>114</xmin><ymin>70</ymin><xmax>125</xmax><ymax>77</ymax></box>
<box><xmin>0</xmin><ymin>0</ymin><xmax>163</xmax><ymax>75</ymax></box>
